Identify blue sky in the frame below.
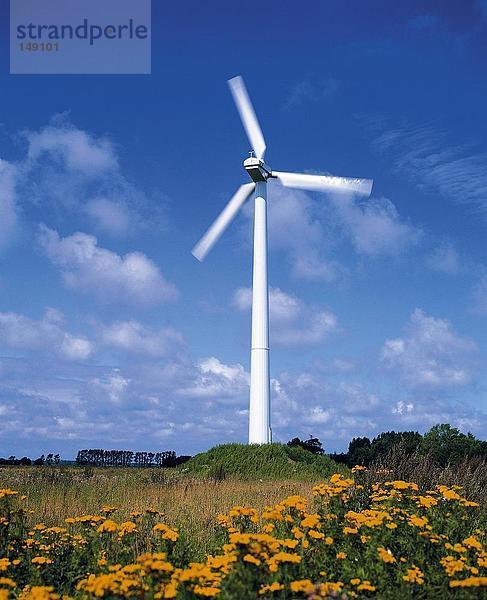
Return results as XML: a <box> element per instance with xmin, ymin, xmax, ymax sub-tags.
<box><xmin>0</xmin><ymin>0</ymin><xmax>486</xmax><ymax>458</ymax></box>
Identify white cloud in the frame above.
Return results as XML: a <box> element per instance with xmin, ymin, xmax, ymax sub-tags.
<box><xmin>233</xmin><ymin>287</ymin><xmax>337</xmax><ymax>346</ymax></box>
<box><xmin>241</xmin><ymin>182</ymin><xmax>418</xmax><ymax>283</ymax></box>
<box><xmin>381</xmin><ymin>309</ymin><xmax>477</xmax><ymax>388</ymax></box>
<box><xmin>25</xmin><ymin>120</ymin><xmax>117</xmax><ymax>176</ymax></box>
<box><xmin>16</xmin><ymin>116</ymin><xmax>166</xmax><ymax>236</ymax></box>
<box><xmin>92</xmin><ymin>369</ymin><xmax>130</xmax><ymax>405</ymax></box>
<box><xmin>0</xmin><ymin>346</ymin><xmax>485</xmax><ymax>456</ymax></box>
<box><xmin>0</xmin><ymin>159</ymin><xmax>20</xmax><ymax>252</ymax></box>
<box><xmin>425</xmin><ymin>242</ymin><xmax>459</xmax><ymax>274</ymax></box>
<box><xmin>100</xmin><ymin>320</ymin><xmax>184</xmax><ymax>357</ymax></box>
<box><xmin>178</xmin><ymin>357</ymin><xmax>249</xmax><ymax>400</ymax></box>
<box><xmin>392</xmin><ymin>400</ymin><xmax>414</xmax><ymax>415</ymax></box>
<box><xmin>331</xmin><ymin>195</ymin><xmax>421</xmax><ymax>255</ymax></box>
<box><xmin>0</xmin><ymin>308</ymin><xmax>92</xmax><ymax>360</ymax></box>
<box><xmin>38</xmin><ymin>225</ymin><xmax>178</xmax><ymax>307</ymax></box>
<box><xmin>84</xmin><ymin>198</ymin><xmax>132</xmax><ymax>236</ymax></box>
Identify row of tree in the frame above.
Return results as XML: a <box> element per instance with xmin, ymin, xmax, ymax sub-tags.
<box><xmin>329</xmin><ymin>424</ymin><xmax>487</xmax><ymax>467</ymax></box>
<box><xmin>75</xmin><ymin>449</ymin><xmax>191</xmax><ymax>468</ymax></box>
<box><xmin>0</xmin><ymin>453</ymin><xmax>61</xmax><ymax>466</ymax></box>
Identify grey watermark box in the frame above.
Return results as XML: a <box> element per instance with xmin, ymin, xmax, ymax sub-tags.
<box><xmin>10</xmin><ymin>0</ymin><xmax>151</xmax><ymax>74</ymax></box>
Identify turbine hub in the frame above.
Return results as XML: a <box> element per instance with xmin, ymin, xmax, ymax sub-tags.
<box><xmin>244</xmin><ymin>156</ymin><xmax>272</xmax><ymax>182</ymax></box>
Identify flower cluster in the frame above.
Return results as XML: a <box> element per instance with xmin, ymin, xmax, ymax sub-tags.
<box><xmin>0</xmin><ymin>473</ymin><xmax>485</xmax><ymax>598</ymax></box>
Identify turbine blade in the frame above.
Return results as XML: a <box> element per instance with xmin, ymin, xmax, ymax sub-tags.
<box><xmin>228</xmin><ymin>76</ymin><xmax>266</xmax><ymax>159</ymax></box>
<box><xmin>273</xmin><ymin>171</ymin><xmax>373</xmax><ymax>196</ymax></box>
<box><xmin>192</xmin><ymin>183</ymin><xmax>255</xmax><ymax>261</ymax></box>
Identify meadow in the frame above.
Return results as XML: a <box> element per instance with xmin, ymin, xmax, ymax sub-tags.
<box><xmin>0</xmin><ymin>445</ymin><xmax>486</xmax><ymax>598</ymax></box>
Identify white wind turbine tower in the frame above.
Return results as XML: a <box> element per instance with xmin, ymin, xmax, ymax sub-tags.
<box><xmin>192</xmin><ymin>76</ymin><xmax>373</xmax><ymax>445</ymax></box>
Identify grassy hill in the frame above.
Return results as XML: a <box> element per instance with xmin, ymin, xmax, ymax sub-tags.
<box><xmin>181</xmin><ymin>443</ymin><xmax>342</xmax><ymax>481</ymax></box>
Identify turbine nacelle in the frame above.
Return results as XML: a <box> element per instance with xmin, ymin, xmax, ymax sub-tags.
<box><xmin>243</xmin><ymin>156</ymin><xmax>273</xmax><ymax>182</ymax></box>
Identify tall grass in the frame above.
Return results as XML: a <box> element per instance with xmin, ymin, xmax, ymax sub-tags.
<box><xmin>0</xmin><ymin>466</ymin><xmax>315</xmax><ymax>558</ymax></box>
<box><xmin>365</xmin><ymin>444</ymin><xmax>487</xmax><ymax>508</ymax></box>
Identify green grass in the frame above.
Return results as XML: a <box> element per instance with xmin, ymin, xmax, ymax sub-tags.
<box><xmin>182</xmin><ymin>443</ymin><xmax>342</xmax><ymax>481</ymax></box>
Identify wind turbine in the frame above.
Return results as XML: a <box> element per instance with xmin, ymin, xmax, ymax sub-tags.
<box><xmin>192</xmin><ymin>76</ymin><xmax>373</xmax><ymax>445</ymax></box>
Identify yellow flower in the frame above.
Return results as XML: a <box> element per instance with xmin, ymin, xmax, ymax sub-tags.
<box><xmin>325</xmin><ymin>537</ymin><xmax>333</xmax><ymax>545</ymax></box>
<box><xmin>0</xmin><ymin>490</ymin><xmax>18</xmax><ymax>499</ymax></box>
<box><xmin>463</xmin><ymin>536</ymin><xmax>482</xmax><ymax>551</ymax></box>
<box><xmin>386</xmin><ymin>480</ymin><xmax>418</xmax><ymax>491</ymax></box>
<box><xmin>290</xmin><ymin>580</ymin><xmax>314</xmax><ymax>594</ymax></box>
<box><xmin>409</xmin><ymin>515</ymin><xmax>429</xmax><ymax>528</ymax></box>
<box><xmin>243</xmin><ymin>554</ymin><xmax>261</xmax><ymax>566</ymax></box>
<box><xmin>118</xmin><ymin>521</ymin><xmax>137</xmax><ymax>537</ymax></box>
<box><xmin>350</xmin><ymin>578</ymin><xmax>361</xmax><ymax>585</ymax></box>
<box><xmin>441</xmin><ymin>555</ymin><xmax>466</xmax><ymax>577</ymax></box>
<box><xmin>153</xmin><ymin>523</ymin><xmax>179</xmax><ymax>541</ymax></box>
<box><xmin>97</xmin><ymin>519</ymin><xmax>118</xmax><ymax>533</ymax></box>
<box><xmin>19</xmin><ymin>586</ymin><xmax>60</xmax><ymax>599</ymax></box>
<box><xmin>192</xmin><ymin>585</ymin><xmax>220</xmax><ymax>596</ymax></box>
<box><xmin>336</xmin><ymin>552</ymin><xmax>347</xmax><ymax>560</ymax></box>
<box><xmin>449</xmin><ymin>576</ymin><xmax>487</xmax><ymax>588</ymax></box>
<box><xmin>438</xmin><ymin>486</ymin><xmax>462</xmax><ymax>501</ymax></box>
<box><xmin>0</xmin><ymin>560</ymin><xmax>10</xmax><ymax>573</ymax></box>
<box><xmin>403</xmin><ymin>565</ymin><xmax>424</xmax><ymax>585</ymax></box>
<box><xmin>0</xmin><ymin>578</ymin><xmax>16</xmax><ymax>588</ymax></box>
<box><xmin>259</xmin><ymin>582</ymin><xmax>283</xmax><ymax>594</ymax></box>
<box><xmin>300</xmin><ymin>513</ymin><xmax>320</xmax><ymax>529</ymax></box>
<box><xmin>417</xmin><ymin>495</ymin><xmax>438</xmax><ymax>508</ymax></box>
<box><xmin>351</xmin><ymin>465</ymin><xmax>367</xmax><ymax>472</ymax></box>
<box><xmin>357</xmin><ymin>581</ymin><xmax>376</xmax><ymax>591</ymax></box>
<box><xmin>308</xmin><ymin>530</ymin><xmax>325</xmax><ymax>539</ymax></box>
<box><xmin>343</xmin><ymin>526</ymin><xmax>358</xmax><ymax>535</ymax></box>
<box><xmin>282</xmin><ymin>539</ymin><xmax>299</xmax><ymax>549</ymax></box>
<box><xmin>31</xmin><ymin>557</ymin><xmax>53</xmax><ymax>565</ymax></box>
<box><xmin>377</xmin><ymin>546</ymin><xmax>396</xmax><ymax>564</ymax></box>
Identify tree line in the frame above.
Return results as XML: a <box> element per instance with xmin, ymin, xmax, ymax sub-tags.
<box><xmin>75</xmin><ymin>449</ymin><xmax>191</xmax><ymax>468</ymax></box>
<box><xmin>328</xmin><ymin>424</ymin><xmax>487</xmax><ymax>467</ymax></box>
<box><xmin>0</xmin><ymin>453</ymin><xmax>60</xmax><ymax>466</ymax></box>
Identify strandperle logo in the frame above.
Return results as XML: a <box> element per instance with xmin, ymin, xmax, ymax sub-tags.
<box><xmin>10</xmin><ymin>0</ymin><xmax>151</xmax><ymax>75</ymax></box>
<box><xmin>16</xmin><ymin>18</ymin><xmax>149</xmax><ymax>46</ymax></box>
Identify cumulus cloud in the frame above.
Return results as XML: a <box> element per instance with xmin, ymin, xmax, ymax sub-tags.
<box><xmin>92</xmin><ymin>369</ymin><xmax>130</xmax><ymax>405</ymax></box>
<box><xmin>233</xmin><ymin>287</ymin><xmax>337</xmax><ymax>346</ymax></box>
<box><xmin>178</xmin><ymin>357</ymin><xmax>250</xmax><ymax>400</ymax></box>
<box><xmin>381</xmin><ymin>309</ymin><xmax>477</xmax><ymax>388</ymax></box>
<box><xmin>84</xmin><ymin>198</ymin><xmax>132</xmax><ymax>236</ymax></box>
<box><xmin>0</xmin><ymin>308</ymin><xmax>92</xmax><ymax>360</ymax></box>
<box><xmin>100</xmin><ymin>320</ymin><xmax>184</xmax><ymax>357</ymax></box>
<box><xmin>15</xmin><ymin>116</ymin><xmax>166</xmax><ymax>236</ymax></box>
<box><xmin>0</xmin><ymin>159</ymin><xmax>20</xmax><ymax>252</ymax></box>
<box><xmin>425</xmin><ymin>242</ymin><xmax>459</xmax><ymax>274</ymax></box>
<box><xmin>25</xmin><ymin>120</ymin><xmax>118</xmax><ymax>176</ymax></box>
<box><xmin>330</xmin><ymin>195</ymin><xmax>421</xmax><ymax>256</ymax></box>
<box><xmin>0</xmin><ymin>345</ymin><xmax>485</xmax><ymax>457</ymax></box>
<box><xmin>38</xmin><ymin>225</ymin><xmax>178</xmax><ymax>307</ymax></box>
<box><xmin>243</xmin><ymin>182</ymin><xmax>419</xmax><ymax>283</ymax></box>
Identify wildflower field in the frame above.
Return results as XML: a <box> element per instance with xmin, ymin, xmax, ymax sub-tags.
<box><xmin>1</xmin><ymin>466</ymin><xmax>486</xmax><ymax>599</ymax></box>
